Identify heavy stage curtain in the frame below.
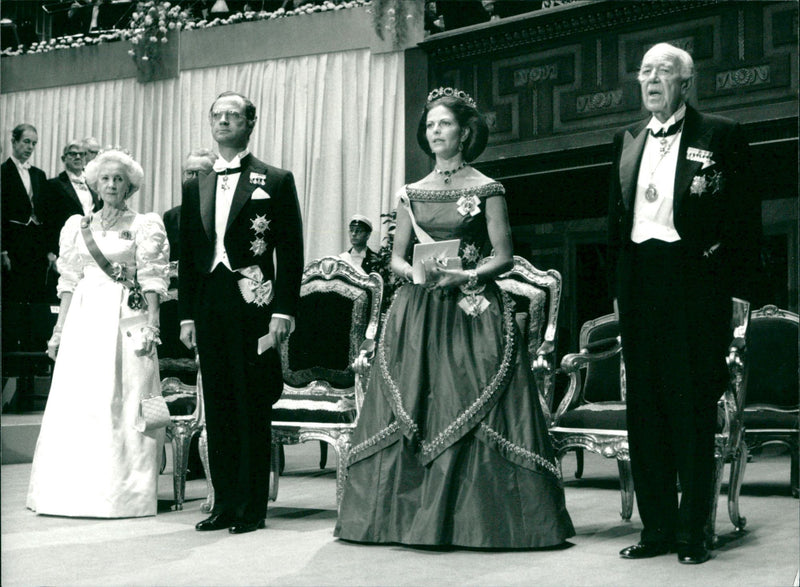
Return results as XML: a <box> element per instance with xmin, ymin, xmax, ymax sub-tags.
<box><xmin>0</xmin><ymin>48</ymin><xmax>404</xmax><ymax>261</ymax></box>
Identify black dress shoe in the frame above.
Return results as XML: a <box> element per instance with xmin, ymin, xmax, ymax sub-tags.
<box><xmin>619</xmin><ymin>542</ymin><xmax>673</xmax><ymax>559</ymax></box>
<box><xmin>229</xmin><ymin>519</ymin><xmax>266</xmax><ymax>534</ymax></box>
<box><xmin>195</xmin><ymin>513</ymin><xmax>235</xmax><ymax>532</ymax></box>
<box><xmin>677</xmin><ymin>543</ymin><xmax>711</xmax><ymax>565</ymax></box>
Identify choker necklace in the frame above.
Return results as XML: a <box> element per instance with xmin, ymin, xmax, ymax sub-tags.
<box><xmin>434</xmin><ymin>161</ymin><xmax>468</xmax><ymax>184</ymax></box>
<box><xmin>99</xmin><ymin>208</ymin><xmax>127</xmax><ymax>236</ymax></box>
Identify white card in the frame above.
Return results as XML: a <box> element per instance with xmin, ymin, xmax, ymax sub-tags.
<box><xmin>257</xmin><ymin>332</ymin><xmax>275</xmax><ymax>355</ymax></box>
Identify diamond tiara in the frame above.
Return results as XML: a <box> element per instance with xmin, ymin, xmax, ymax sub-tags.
<box><xmin>427</xmin><ymin>87</ymin><xmax>477</xmax><ymax>109</ymax></box>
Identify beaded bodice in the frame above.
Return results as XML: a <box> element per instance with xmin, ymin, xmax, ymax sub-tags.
<box><xmin>404</xmin><ymin>181</ymin><xmax>505</xmax><ymax>269</ymax></box>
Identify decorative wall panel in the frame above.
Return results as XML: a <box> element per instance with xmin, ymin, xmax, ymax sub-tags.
<box><xmin>419</xmin><ymin>0</ymin><xmax>798</xmax><ymax>168</ymax></box>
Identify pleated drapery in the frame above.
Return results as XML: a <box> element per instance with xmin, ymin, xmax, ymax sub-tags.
<box><xmin>0</xmin><ymin>49</ymin><xmax>405</xmax><ymax>261</ymax></box>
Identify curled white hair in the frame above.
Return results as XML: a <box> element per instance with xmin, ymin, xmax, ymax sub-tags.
<box><xmin>85</xmin><ymin>148</ymin><xmax>145</xmax><ymax>197</ymax></box>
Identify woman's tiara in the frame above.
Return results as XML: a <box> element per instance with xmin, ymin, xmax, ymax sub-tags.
<box><xmin>427</xmin><ymin>87</ymin><xmax>477</xmax><ymax>108</ymax></box>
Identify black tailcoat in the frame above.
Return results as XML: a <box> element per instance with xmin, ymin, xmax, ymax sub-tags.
<box><xmin>1</xmin><ymin>158</ymin><xmax>51</xmax><ymax>303</ymax></box>
<box><xmin>178</xmin><ymin>153</ymin><xmax>303</xmax><ymax>521</ymax></box>
<box><xmin>40</xmin><ymin>171</ymin><xmax>101</xmax><ymax>254</ymax></box>
<box><xmin>607</xmin><ymin>104</ymin><xmax>761</xmax><ymax>545</ymax></box>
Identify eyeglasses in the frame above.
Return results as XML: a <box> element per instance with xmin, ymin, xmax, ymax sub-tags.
<box><xmin>183</xmin><ymin>169</ymin><xmax>200</xmax><ymax>178</ymax></box>
<box><xmin>86</xmin><ymin>149</ymin><xmax>99</xmax><ymax>155</ymax></box>
<box><xmin>211</xmin><ymin>110</ymin><xmax>246</xmax><ymax>122</ymax></box>
<box><xmin>65</xmin><ymin>151</ymin><xmax>86</xmax><ymax>158</ymax></box>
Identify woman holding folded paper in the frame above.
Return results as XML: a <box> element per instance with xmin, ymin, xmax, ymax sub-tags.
<box><xmin>336</xmin><ymin>88</ymin><xmax>574</xmax><ymax>548</ymax></box>
<box><xmin>27</xmin><ymin>149</ymin><xmax>170</xmax><ymax>518</ymax></box>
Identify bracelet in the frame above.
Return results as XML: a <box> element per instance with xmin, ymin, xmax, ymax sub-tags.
<box><xmin>466</xmin><ymin>269</ymin><xmax>479</xmax><ymax>289</ymax></box>
<box><xmin>141</xmin><ymin>325</ymin><xmax>161</xmax><ymax>345</ymax></box>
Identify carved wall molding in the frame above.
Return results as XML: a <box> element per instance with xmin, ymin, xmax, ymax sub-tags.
<box><xmin>419</xmin><ymin>1</ymin><xmax>798</xmax><ymax>163</ymax></box>
<box><xmin>421</xmin><ymin>0</ymin><xmax>714</xmax><ymax>63</ymax></box>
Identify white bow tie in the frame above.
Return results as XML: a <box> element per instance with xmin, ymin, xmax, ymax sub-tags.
<box><xmin>16</xmin><ymin>160</ymin><xmax>31</xmax><ymax>170</ymax></box>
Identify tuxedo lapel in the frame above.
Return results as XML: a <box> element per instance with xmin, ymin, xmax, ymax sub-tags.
<box><xmin>4</xmin><ymin>159</ymin><xmax>31</xmax><ymax>213</ymax></box>
<box><xmin>619</xmin><ymin>123</ymin><xmax>649</xmax><ymax>210</ymax></box>
<box><xmin>199</xmin><ymin>170</ymin><xmax>216</xmax><ymax>240</ymax></box>
<box><xmin>59</xmin><ymin>172</ymin><xmax>83</xmax><ymax>211</ymax></box>
<box><xmin>225</xmin><ymin>156</ymin><xmax>259</xmax><ymax>233</ymax></box>
<box><xmin>674</xmin><ymin>107</ymin><xmax>710</xmax><ymax>212</ymax></box>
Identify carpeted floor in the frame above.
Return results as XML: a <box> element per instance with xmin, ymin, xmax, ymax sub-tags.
<box><xmin>2</xmin><ymin>441</ymin><xmax>798</xmax><ymax>586</ymax></box>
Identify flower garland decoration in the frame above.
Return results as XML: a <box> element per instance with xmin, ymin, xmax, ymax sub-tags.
<box><xmin>127</xmin><ymin>1</ymin><xmax>189</xmax><ymax>70</ymax></box>
<box><xmin>2</xmin><ymin>1</ymin><xmax>371</xmax><ymax>57</ymax></box>
<box><xmin>369</xmin><ymin>0</ymin><xmax>421</xmax><ymax>47</ymax></box>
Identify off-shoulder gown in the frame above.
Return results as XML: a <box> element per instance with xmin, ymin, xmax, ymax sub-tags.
<box><xmin>335</xmin><ymin>183</ymin><xmax>574</xmax><ymax>548</ymax></box>
<box><xmin>26</xmin><ymin>213</ymin><xmax>170</xmax><ymax>518</ymax></box>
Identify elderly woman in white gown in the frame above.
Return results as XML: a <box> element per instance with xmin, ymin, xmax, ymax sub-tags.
<box><xmin>27</xmin><ymin>149</ymin><xmax>170</xmax><ymax>518</ymax></box>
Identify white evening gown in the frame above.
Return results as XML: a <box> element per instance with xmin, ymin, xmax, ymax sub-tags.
<box><xmin>26</xmin><ymin>213</ymin><xmax>170</xmax><ymax>518</ymax></box>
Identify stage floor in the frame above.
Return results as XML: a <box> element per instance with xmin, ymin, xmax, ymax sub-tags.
<box><xmin>2</xmin><ymin>440</ymin><xmax>798</xmax><ymax>586</ymax></box>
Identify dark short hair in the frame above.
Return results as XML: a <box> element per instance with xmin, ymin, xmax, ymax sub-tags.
<box><xmin>209</xmin><ymin>91</ymin><xmax>257</xmax><ymax>139</ymax></box>
<box><xmin>210</xmin><ymin>91</ymin><xmax>257</xmax><ymax>122</ymax></box>
<box><xmin>12</xmin><ymin>123</ymin><xmax>37</xmax><ymax>142</ymax></box>
<box><xmin>416</xmin><ymin>95</ymin><xmax>489</xmax><ymax>162</ymax></box>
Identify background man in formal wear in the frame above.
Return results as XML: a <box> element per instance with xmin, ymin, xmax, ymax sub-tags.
<box><xmin>2</xmin><ymin>124</ymin><xmax>50</xmax><ymax>308</ymax></box>
<box><xmin>39</xmin><ymin>140</ymin><xmax>101</xmax><ymax>300</ymax></box>
<box><xmin>608</xmin><ymin>43</ymin><xmax>761</xmax><ymax>565</ymax></box>
<box><xmin>81</xmin><ymin>137</ymin><xmax>101</xmax><ymax>163</ymax></box>
<box><xmin>338</xmin><ymin>213</ymin><xmax>379</xmax><ymax>274</ymax></box>
<box><xmin>39</xmin><ymin>140</ymin><xmax>102</xmax><ymax>298</ymax></box>
<box><xmin>161</xmin><ymin>148</ymin><xmax>218</xmax><ymax>482</ymax></box>
<box><xmin>179</xmin><ymin>91</ymin><xmax>304</xmax><ymax>534</ymax></box>
<box><xmin>163</xmin><ymin>148</ymin><xmax>218</xmax><ymax>263</ymax></box>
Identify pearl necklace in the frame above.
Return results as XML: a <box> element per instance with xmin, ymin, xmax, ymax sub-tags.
<box><xmin>434</xmin><ymin>161</ymin><xmax>469</xmax><ymax>184</ymax></box>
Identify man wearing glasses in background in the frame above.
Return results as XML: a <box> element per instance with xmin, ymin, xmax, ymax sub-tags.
<box><xmin>163</xmin><ymin>148</ymin><xmax>218</xmax><ymax>262</ymax></box>
<box><xmin>40</xmin><ymin>139</ymin><xmax>102</xmax><ymax>300</ymax></box>
<box><xmin>81</xmin><ymin>137</ymin><xmax>101</xmax><ymax>163</ymax></box>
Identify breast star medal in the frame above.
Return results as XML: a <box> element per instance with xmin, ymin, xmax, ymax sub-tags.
<box><xmin>250</xmin><ymin>214</ymin><xmax>271</xmax><ymax>234</ymax></box>
<box><xmin>250</xmin><ymin>237</ymin><xmax>267</xmax><ymax>256</ymax></box>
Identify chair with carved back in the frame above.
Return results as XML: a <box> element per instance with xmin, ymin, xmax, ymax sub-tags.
<box><xmin>269</xmin><ymin>256</ymin><xmax>383</xmax><ymax>507</ymax></box>
<box><xmin>741</xmin><ymin>304</ymin><xmax>799</xmax><ymax>498</ymax></box>
<box><xmin>548</xmin><ymin>314</ymin><xmax>634</xmax><ymax>519</ymax></box>
<box><xmin>158</xmin><ymin>260</ymin><xmax>211</xmax><ymax>511</ymax></box>
<box><xmin>491</xmin><ymin>255</ymin><xmax>562</xmax><ymax>418</ymax></box>
<box><xmin>549</xmin><ymin>303</ymin><xmax>750</xmax><ymax>542</ymax></box>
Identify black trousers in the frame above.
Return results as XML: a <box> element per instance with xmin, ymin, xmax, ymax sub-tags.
<box><xmin>194</xmin><ymin>265</ymin><xmax>276</xmax><ymax>522</ymax></box>
<box><xmin>617</xmin><ymin>240</ymin><xmax>721</xmax><ymax>547</ymax></box>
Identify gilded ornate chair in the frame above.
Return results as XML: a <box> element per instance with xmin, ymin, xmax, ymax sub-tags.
<box><xmin>492</xmin><ymin>255</ymin><xmax>562</xmax><ymax>418</ymax></box>
<box><xmin>269</xmin><ymin>257</ymin><xmax>383</xmax><ymax>506</ymax></box>
<box><xmin>158</xmin><ymin>260</ymin><xmax>210</xmax><ymax>510</ymax></box>
<box><xmin>549</xmin><ymin>305</ymin><xmax>750</xmax><ymax>541</ymax></box>
<box><xmin>548</xmin><ymin>314</ymin><xmax>633</xmax><ymax>519</ymax></box>
<box><xmin>161</xmin><ymin>369</ymin><xmax>207</xmax><ymax>510</ymax></box>
<box><xmin>741</xmin><ymin>304</ymin><xmax>799</xmax><ymax>498</ymax></box>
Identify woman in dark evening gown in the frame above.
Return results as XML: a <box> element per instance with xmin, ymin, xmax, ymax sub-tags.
<box><xmin>334</xmin><ymin>88</ymin><xmax>574</xmax><ymax>548</ymax></box>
